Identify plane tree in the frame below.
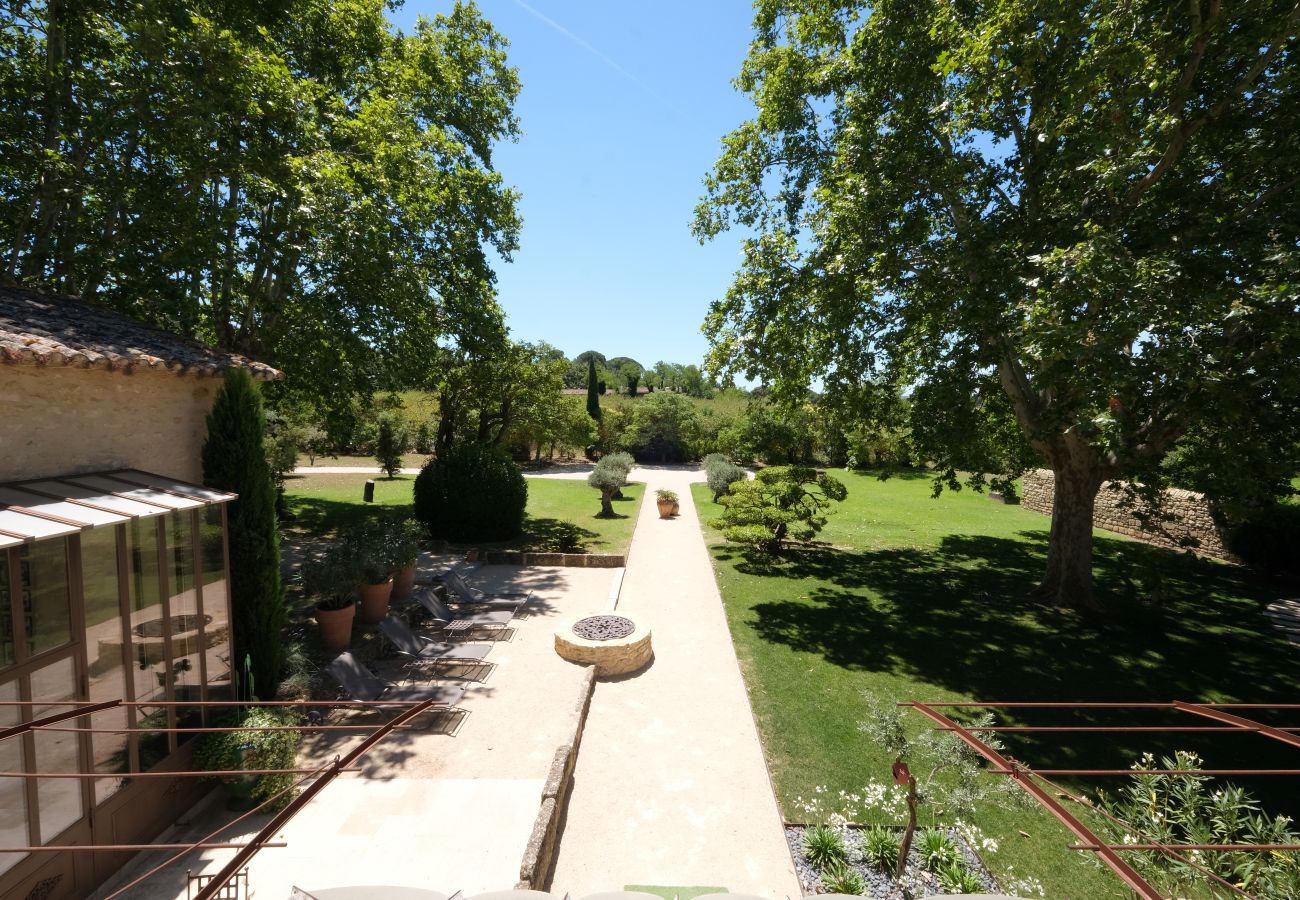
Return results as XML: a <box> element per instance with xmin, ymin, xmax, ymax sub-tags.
<box><xmin>695</xmin><ymin>0</ymin><xmax>1300</xmax><ymax>611</ymax></box>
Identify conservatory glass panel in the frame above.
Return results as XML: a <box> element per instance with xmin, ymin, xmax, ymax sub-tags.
<box><xmin>30</xmin><ymin>655</ymin><xmax>83</xmax><ymax>842</ymax></box>
<box><xmin>200</xmin><ymin>505</ymin><xmax>232</xmax><ymax>699</ymax></box>
<box><xmin>19</xmin><ymin>539</ymin><xmax>72</xmax><ymax>656</ymax></box>
<box><xmin>0</xmin><ymin>679</ymin><xmax>27</xmax><ymax>875</ymax></box>
<box><xmin>81</xmin><ymin>526</ymin><xmax>130</xmax><ymax>804</ymax></box>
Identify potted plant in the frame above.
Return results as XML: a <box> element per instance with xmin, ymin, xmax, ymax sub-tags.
<box><xmin>388</xmin><ymin>517</ymin><xmax>424</xmax><ymax>603</ymax></box>
<box><xmin>195</xmin><ymin>707</ymin><xmax>303</xmax><ymax>810</ymax></box>
<box><xmin>304</xmin><ymin>555</ymin><xmax>359</xmax><ymax>651</ymax></box>
<box><xmin>346</xmin><ymin>523</ymin><xmax>394</xmax><ymax>624</ymax></box>
<box><xmin>657</xmin><ymin>489</ymin><xmax>679</xmax><ymax>518</ymax></box>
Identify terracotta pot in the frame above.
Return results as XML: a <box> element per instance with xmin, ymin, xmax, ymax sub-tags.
<box><xmin>672</xmin><ymin>501</ymin><xmax>681</xmax><ymax>515</ymax></box>
<box><xmin>391</xmin><ymin>564</ymin><xmax>417</xmax><ymax>602</ymax></box>
<box><xmin>316</xmin><ymin>602</ymin><xmax>355</xmax><ymax>652</ymax></box>
<box><xmin>357</xmin><ymin>579</ymin><xmax>393</xmax><ymax>624</ymax></box>
<box><xmin>465</xmin><ymin>549</ymin><xmax>480</xmax><ymax>562</ymax></box>
<box><xmin>657</xmin><ymin>498</ymin><xmax>675</xmax><ymax>519</ymax></box>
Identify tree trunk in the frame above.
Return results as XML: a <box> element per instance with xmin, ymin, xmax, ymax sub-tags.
<box><xmin>598</xmin><ymin>489</ymin><xmax>615</xmax><ymax>518</ymax></box>
<box><xmin>1035</xmin><ymin>461</ymin><xmax>1104</xmax><ymax>611</ymax></box>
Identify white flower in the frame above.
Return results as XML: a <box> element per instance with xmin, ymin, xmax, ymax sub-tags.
<box><xmin>1037</xmin><ymin>132</ymin><xmax>1048</xmax><ymax>142</ymax></box>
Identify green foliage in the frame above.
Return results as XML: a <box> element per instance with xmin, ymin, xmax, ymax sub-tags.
<box><xmin>586</xmin><ymin>357</ymin><xmax>602</xmax><ymax>421</ymax></box>
<box><xmin>413</xmin><ymin>442</ymin><xmax>526</xmax><ymax>542</ymax></box>
<box><xmin>801</xmin><ymin>824</ymin><xmax>848</xmax><ymax>869</ymax></box>
<box><xmin>859</xmin><ymin>695</ymin><xmax>1026</xmax><ymax>821</ymax></box>
<box><xmin>202</xmin><ymin>370</ymin><xmax>285</xmax><ymax>701</ymax></box>
<box><xmin>694</xmin><ymin>0</ymin><xmax>1300</xmax><ymax>610</ymax></box>
<box><xmin>433</xmin><ymin>340</ymin><xmax>568</xmax><ymax>452</ymax></box>
<box><xmin>705</xmin><ymin>459</ymin><xmax>748</xmax><ymax>503</ymax></box>
<box><xmin>721</xmin><ymin>402</ymin><xmax>816</xmax><ymax>465</ymax></box>
<box><xmin>937</xmin><ymin>859</ymin><xmax>985</xmax><ymax>895</ymax></box>
<box><xmin>619</xmin><ymin>393</ymin><xmax>702</xmax><ymax>462</ymax></box>
<box><xmin>263</xmin><ymin>410</ymin><xmax>304</xmax><ymax>498</ymax></box>
<box><xmin>413</xmin><ymin>420</ymin><xmax>435</xmax><ymax>455</ymax></box>
<box><xmin>717</xmin><ymin>466</ymin><xmax>846</xmax><ymax>552</ymax></box>
<box><xmin>301</xmin><ymin>552</ymin><xmax>361</xmax><ymax>611</ymax></box>
<box><xmin>3</xmin><ymin>1</ymin><xmax>523</xmax><ymax>400</ymax></box>
<box><xmin>1225</xmin><ymin>504</ymin><xmax>1300</xmax><ymax>581</ymax></box>
<box><xmin>861</xmin><ymin>825</ymin><xmax>900</xmax><ymax>871</ymax></box>
<box><xmin>655</xmin><ymin>489</ymin><xmax>679</xmax><ymax>503</ymax></box>
<box><xmin>588</xmin><ymin>456</ymin><xmax>630</xmax><ymax>518</ymax></box>
<box><xmin>374</xmin><ymin>415</ymin><xmax>408</xmax><ymax>479</ymax></box>
<box><xmin>917</xmin><ymin>828</ymin><xmax>959</xmax><ymax>872</ymax></box>
<box><xmin>1099</xmin><ymin>752</ymin><xmax>1300</xmax><ymax>898</ymax></box>
<box><xmin>819</xmin><ymin>859</ymin><xmax>866</xmax><ymax>895</ymax></box>
<box><xmin>194</xmin><ymin>708</ymin><xmax>303</xmax><ymax>811</ymax></box>
<box><xmin>597</xmin><ymin>380</ymin><xmax>607</xmax><ymax>396</ymax></box>
<box><xmin>603</xmin><ymin>451</ymin><xmax>635</xmax><ymax>476</ymax></box>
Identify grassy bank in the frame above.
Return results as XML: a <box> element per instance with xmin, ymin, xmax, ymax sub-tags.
<box><xmin>692</xmin><ymin>469</ymin><xmax>1296</xmax><ymax>898</ymax></box>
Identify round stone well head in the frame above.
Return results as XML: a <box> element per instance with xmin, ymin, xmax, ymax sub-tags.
<box><xmin>554</xmin><ymin>613</ymin><xmax>653</xmax><ymax>677</ymax></box>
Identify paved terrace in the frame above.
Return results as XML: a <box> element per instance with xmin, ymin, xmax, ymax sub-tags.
<box><xmin>94</xmin><ymin>565</ymin><xmax>614</xmax><ymax>900</ymax></box>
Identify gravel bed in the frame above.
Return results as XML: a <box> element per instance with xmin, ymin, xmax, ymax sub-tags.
<box><xmin>785</xmin><ymin>824</ymin><xmax>1001</xmax><ymax>898</ymax></box>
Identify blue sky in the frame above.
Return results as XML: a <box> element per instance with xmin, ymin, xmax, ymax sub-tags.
<box><xmin>391</xmin><ymin>0</ymin><xmax>758</xmax><ymax>369</ymax></box>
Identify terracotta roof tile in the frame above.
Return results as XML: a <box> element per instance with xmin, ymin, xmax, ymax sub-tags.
<box><xmin>0</xmin><ymin>286</ymin><xmax>282</xmax><ymax>380</ymax></box>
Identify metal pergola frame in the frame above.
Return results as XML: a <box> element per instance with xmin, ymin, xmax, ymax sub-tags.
<box><xmin>902</xmin><ymin>700</ymin><xmax>1300</xmax><ymax>900</ymax></box>
<box><xmin>0</xmin><ymin>696</ymin><xmax>451</xmax><ymax>899</ymax></box>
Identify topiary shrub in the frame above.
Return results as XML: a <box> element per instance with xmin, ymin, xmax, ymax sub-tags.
<box><xmin>707</xmin><ymin>460</ymin><xmax>747</xmax><ymax>502</ymax></box>
<box><xmin>1227</xmin><ymin>504</ymin><xmax>1300</xmax><ymax>581</ymax></box>
<box><xmin>414</xmin><ymin>442</ymin><xmax>527</xmax><ymax>542</ymax></box>
<box><xmin>717</xmin><ymin>465</ymin><xmax>847</xmax><ymax>552</ymax></box>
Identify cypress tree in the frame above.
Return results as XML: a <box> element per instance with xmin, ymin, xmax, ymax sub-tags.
<box><xmin>201</xmin><ymin>369</ymin><xmax>286</xmax><ymax>701</ymax></box>
<box><xmin>586</xmin><ymin>357</ymin><xmax>601</xmax><ymax>420</ymax></box>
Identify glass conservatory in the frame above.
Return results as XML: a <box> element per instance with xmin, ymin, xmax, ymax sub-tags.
<box><xmin>0</xmin><ymin>469</ymin><xmax>234</xmax><ymax>897</ymax></box>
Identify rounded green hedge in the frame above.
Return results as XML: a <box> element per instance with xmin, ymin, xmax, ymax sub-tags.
<box><xmin>414</xmin><ymin>442</ymin><xmax>528</xmax><ymax>542</ymax></box>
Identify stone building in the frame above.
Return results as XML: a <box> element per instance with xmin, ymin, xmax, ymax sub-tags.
<box><xmin>0</xmin><ymin>286</ymin><xmax>280</xmax><ymax>899</ymax></box>
<box><xmin>1</xmin><ymin>286</ymin><xmax>280</xmax><ymax>483</ymax></box>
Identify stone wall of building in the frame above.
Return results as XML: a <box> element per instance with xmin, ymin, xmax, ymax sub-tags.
<box><xmin>0</xmin><ymin>365</ymin><xmax>219</xmax><ymax>483</ymax></box>
<box><xmin>1021</xmin><ymin>468</ymin><xmax>1231</xmax><ymax>559</ymax></box>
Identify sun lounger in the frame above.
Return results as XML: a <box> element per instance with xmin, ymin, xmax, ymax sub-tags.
<box><xmin>439</xmin><ymin>569</ymin><xmax>531</xmax><ymax>610</ymax></box>
<box><xmin>326</xmin><ymin>651</ymin><xmax>469</xmax><ymax>718</ymax></box>
<box><xmin>411</xmin><ymin>586</ymin><xmax>516</xmax><ymax>635</ymax></box>
<box><xmin>378</xmin><ymin>616</ymin><xmax>494</xmax><ymax>680</ymax></box>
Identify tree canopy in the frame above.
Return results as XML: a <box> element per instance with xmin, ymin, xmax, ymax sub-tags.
<box><xmin>695</xmin><ymin>0</ymin><xmax>1300</xmax><ymax>610</ymax></box>
<box><xmin>1</xmin><ymin>0</ymin><xmax>521</xmax><ymax>400</ymax></box>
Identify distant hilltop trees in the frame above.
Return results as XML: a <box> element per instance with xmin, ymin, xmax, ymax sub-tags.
<box><xmin>563</xmin><ymin>353</ymin><xmax>716</xmax><ymax>398</ymax></box>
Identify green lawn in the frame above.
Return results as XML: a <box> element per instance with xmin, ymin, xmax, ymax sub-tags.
<box><xmin>693</xmin><ymin>470</ymin><xmax>1298</xmax><ymax>899</ymax></box>
<box><xmin>284</xmin><ymin>473</ymin><xmax>643</xmax><ymax>555</ymax></box>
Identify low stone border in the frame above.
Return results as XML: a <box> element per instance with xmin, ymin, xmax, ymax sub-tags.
<box><xmin>481</xmin><ymin>551</ymin><xmax>625</xmax><ymax>567</ymax></box>
<box><xmin>517</xmin><ymin>666</ymin><xmax>598</xmax><ymax>889</ymax></box>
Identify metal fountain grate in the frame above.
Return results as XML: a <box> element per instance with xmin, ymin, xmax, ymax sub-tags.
<box><xmin>572</xmin><ymin>615</ymin><xmax>635</xmax><ymax>641</ymax></box>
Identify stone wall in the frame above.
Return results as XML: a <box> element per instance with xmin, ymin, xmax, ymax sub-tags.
<box><xmin>0</xmin><ymin>365</ymin><xmax>219</xmax><ymax>483</ymax></box>
<box><xmin>1020</xmin><ymin>469</ymin><xmax>1231</xmax><ymax>559</ymax></box>
<box><xmin>517</xmin><ymin>666</ymin><xmax>597</xmax><ymax>890</ymax></box>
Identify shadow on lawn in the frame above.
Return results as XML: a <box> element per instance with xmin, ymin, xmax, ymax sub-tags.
<box><xmin>719</xmin><ymin>532</ymin><xmax>1300</xmax><ymax>809</ymax></box>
